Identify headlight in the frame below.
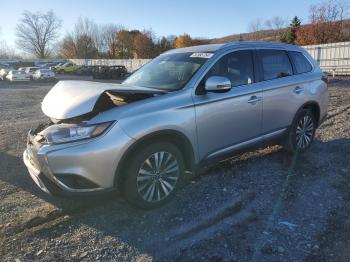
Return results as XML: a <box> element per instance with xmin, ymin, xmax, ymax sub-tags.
<box><xmin>40</xmin><ymin>121</ymin><xmax>114</xmax><ymax>144</ymax></box>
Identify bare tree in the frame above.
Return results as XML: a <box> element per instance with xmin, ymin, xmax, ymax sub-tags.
<box><xmin>265</xmin><ymin>16</ymin><xmax>287</xmax><ymax>40</ymax></box>
<box><xmin>308</xmin><ymin>0</ymin><xmax>350</xmax><ymax>43</ymax></box>
<box><xmin>16</xmin><ymin>10</ymin><xmax>61</xmax><ymax>58</ymax></box>
<box><xmin>0</xmin><ymin>41</ymin><xmax>20</xmax><ymax>59</ymax></box>
<box><xmin>100</xmin><ymin>24</ymin><xmax>124</xmax><ymax>58</ymax></box>
<box><xmin>60</xmin><ymin>35</ymin><xmax>77</xmax><ymax>58</ymax></box>
<box><xmin>248</xmin><ymin>18</ymin><xmax>264</xmax><ymax>32</ymax></box>
<box><xmin>60</xmin><ymin>17</ymin><xmax>101</xmax><ymax>59</ymax></box>
<box><xmin>247</xmin><ymin>18</ymin><xmax>264</xmax><ymax>40</ymax></box>
<box><xmin>295</xmin><ymin>0</ymin><xmax>350</xmax><ymax>45</ymax></box>
<box><xmin>271</xmin><ymin>16</ymin><xmax>287</xmax><ymax>30</ymax></box>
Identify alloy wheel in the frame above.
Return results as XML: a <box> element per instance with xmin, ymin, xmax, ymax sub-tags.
<box><xmin>136</xmin><ymin>151</ymin><xmax>179</xmax><ymax>202</ymax></box>
<box><xmin>296</xmin><ymin>115</ymin><xmax>314</xmax><ymax>149</ymax></box>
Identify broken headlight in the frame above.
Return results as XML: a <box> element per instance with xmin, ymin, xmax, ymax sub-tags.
<box><xmin>40</xmin><ymin>121</ymin><xmax>114</xmax><ymax>144</ymax></box>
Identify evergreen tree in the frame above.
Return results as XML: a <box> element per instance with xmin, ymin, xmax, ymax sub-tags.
<box><xmin>281</xmin><ymin>16</ymin><xmax>301</xmax><ymax>44</ymax></box>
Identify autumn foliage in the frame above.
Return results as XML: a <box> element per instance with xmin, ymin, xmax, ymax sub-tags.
<box><xmin>174</xmin><ymin>34</ymin><xmax>193</xmax><ymax>48</ymax></box>
<box><xmin>295</xmin><ymin>0</ymin><xmax>350</xmax><ymax>45</ymax></box>
<box><xmin>56</xmin><ymin>0</ymin><xmax>350</xmax><ymax>59</ymax></box>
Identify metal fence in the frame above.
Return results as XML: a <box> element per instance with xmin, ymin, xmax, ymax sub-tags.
<box><xmin>71</xmin><ymin>42</ymin><xmax>350</xmax><ymax>75</ymax></box>
<box><xmin>69</xmin><ymin>59</ymin><xmax>150</xmax><ymax>72</ymax></box>
<box><xmin>1</xmin><ymin>41</ymin><xmax>350</xmax><ymax>75</ymax></box>
<box><xmin>50</xmin><ymin>42</ymin><xmax>350</xmax><ymax>75</ymax></box>
<box><xmin>0</xmin><ymin>58</ymin><xmax>150</xmax><ymax>73</ymax></box>
<box><xmin>303</xmin><ymin>41</ymin><xmax>350</xmax><ymax>76</ymax></box>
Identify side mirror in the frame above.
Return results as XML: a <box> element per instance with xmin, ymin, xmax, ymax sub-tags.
<box><xmin>204</xmin><ymin>76</ymin><xmax>231</xmax><ymax>92</ymax></box>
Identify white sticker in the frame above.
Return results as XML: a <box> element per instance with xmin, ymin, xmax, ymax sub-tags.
<box><xmin>190</xmin><ymin>52</ymin><xmax>213</xmax><ymax>59</ymax></box>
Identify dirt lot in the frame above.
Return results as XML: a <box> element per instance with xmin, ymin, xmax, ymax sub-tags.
<box><xmin>0</xmin><ymin>78</ymin><xmax>349</xmax><ymax>261</ymax></box>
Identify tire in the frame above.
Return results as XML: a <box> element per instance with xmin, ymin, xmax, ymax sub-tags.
<box><xmin>284</xmin><ymin>109</ymin><xmax>316</xmax><ymax>153</ymax></box>
<box><xmin>121</xmin><ymin>142</ymin><xmax>185</xmax><ymax>209</ymax></box>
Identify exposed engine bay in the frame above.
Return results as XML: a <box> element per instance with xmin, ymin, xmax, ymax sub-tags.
<box><xmin>30</xmin><ymin>81</ymin><xmax>166</xmax><ymax>143</ymax></box>
<box><xmin>50</xmin><ymin>90</ymin><xmax>160</xmax><ymax>124</ymax></box>
<box><xmin>39</xmin><ymin>80</ymin><xmax>166</xmax><ymax>125</ymax></box>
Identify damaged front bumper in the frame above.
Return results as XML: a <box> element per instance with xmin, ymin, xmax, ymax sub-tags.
<box><xmin>23</xmin><ymin>122</ymin><xmax>134</xmax><ymax>197</ymax></box>
<box><xmin>23</xmin><ymin>149</ymin><xmax>51</xmax><ymax>194</ymax></box>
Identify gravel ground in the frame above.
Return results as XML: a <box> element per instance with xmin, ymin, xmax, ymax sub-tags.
<box><xmin>0</xmin><ymin>78</ymin><xmax>349</xmax><ymax>261</ymax></box>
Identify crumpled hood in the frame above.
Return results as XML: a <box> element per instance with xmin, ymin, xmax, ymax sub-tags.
<box><xmin>42</xmin><ymin>80</ymin><xmax>164</xmax><ymax>120</ymax></box>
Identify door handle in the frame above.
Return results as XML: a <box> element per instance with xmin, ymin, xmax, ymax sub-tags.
<box><xmin>294</xmin><ymin>86</ymin><xmax>303</xmax><ymax>94</ymax></box>
<box><xmin>247</xmin><ymin>96</ymin><xmax>262</xmax><ymax>104</ymax></box>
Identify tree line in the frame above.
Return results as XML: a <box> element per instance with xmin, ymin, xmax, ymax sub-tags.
<box><xmin>246</xmin><ymin>0</ymin><xmax>349</xmax><ymax>45</ymax></box>
<box><xmin>9</xmin><ymin>14</ymin><xmax>208</xmax><ymax>59</ymax></box>
<box><xmin>1</xmin><ymin>0</ymin><xmax>349</xmax><ymax>59</ymax></box>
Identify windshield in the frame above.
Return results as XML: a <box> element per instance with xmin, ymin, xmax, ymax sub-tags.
<box><xmin>123</xmin><ymin>52</ymin><xmax>212</xmax><ymax>91</ymax></box>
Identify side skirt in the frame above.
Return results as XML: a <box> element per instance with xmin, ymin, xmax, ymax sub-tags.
<box><xmin>194</xmin><ymin>128</ymin><xmax>288</xmax><ymax>175</ymax></box>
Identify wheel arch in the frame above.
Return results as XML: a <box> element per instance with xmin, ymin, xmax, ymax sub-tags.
<box><xmin>114</xmin><ymin>129</ymin><xmax>196</xmax><ymax>187</ymax></box>
<box><xmin>299</xmin><ymin>101</ymin><xmax>321</xmax><ymax>126</ymax></box>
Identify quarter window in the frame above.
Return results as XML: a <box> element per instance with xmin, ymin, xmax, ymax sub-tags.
<box><xmin>205</xmin><ymin>50</ymin><xmax>254</xmax><ymax>87</ymax></box>
<box><xmin>289</xmin><ymin>51</ymin><xmax>313</xmax><ymax>74</ymax></box>
<box><xmin>258</xmin><ymin>50</ymin><xmax>293</xmax><ymax>81</ymax></box>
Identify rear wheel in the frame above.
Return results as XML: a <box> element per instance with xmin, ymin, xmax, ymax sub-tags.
<box><xmin>122</xmin><ymin>142</ymin><xmax>184</xmax><ymax>209</ymax></box>
<box><xmin>284</xmin><ymin>109</ymin><xmax>316</xmax><ymax>153</ymax></box>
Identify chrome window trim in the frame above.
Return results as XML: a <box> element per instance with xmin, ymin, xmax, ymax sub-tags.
<box><xmin>186</xmin><ymin>46</ymin><xmax>317</xmax><ymax>95</ymax></box>
<box><xmin>189</xmin><ymin>47</ymin><xmax>256</xmax><ymax>93</ymax></box>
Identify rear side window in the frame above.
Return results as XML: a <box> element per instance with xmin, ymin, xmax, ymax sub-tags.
<box><xmin>206</xmin><ymin>50</ymin><xmax>254</xmax><ymax>87</ymax></box>
<box><xmin>289</xmin><ymin>51</ymin><xmax>313</xmax><ymax>74</ymax></box>
<box><xmin>258</xmin><ymin>50</ymin><xmax>293</xmax><ymax>81</ymax></box>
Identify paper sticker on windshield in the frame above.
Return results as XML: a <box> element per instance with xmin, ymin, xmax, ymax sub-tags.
<box><xmin>190</xmin><ymin>52</ymin><xmax>213</xmax><ymax>59</ymax></box>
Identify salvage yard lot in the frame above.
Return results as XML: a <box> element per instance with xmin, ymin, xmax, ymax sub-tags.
<box><xmin>0</xmin><ymin>78</ymin><xmax>350</xmax><ymax>261</ymax></box>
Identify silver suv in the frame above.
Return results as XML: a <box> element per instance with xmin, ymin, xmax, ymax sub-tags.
<box><xmin>23</xmin><ymin>42</ymin><xmax>328</xmax><ymax>208</ymax></box>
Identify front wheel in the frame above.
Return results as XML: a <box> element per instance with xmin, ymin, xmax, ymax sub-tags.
<box><xmin>284</xmin><ymin>109</ymin><xmax>316</xmax><ymax>153</ymax></box>
<box><xmin>122</xmin><ymin>142</ymin><xmax>185</xmax><ymax>209</ymax></box>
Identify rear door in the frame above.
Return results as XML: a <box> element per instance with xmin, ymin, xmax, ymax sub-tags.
<box><xmin>255</xmin><ymin>49</ymin><xmax>303</xmax><ymax>134</ymax></box>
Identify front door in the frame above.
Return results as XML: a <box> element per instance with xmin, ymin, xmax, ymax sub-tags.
<box><xmin>193</xmin><ymin>50</ymin><xmax>263</xmax><ymax>160</ymax></box>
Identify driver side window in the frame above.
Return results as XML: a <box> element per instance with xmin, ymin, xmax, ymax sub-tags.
<box><xmin>206</xmin><ymin>50</ymin><xmax>254</xmax><ymax>87</ymax></box>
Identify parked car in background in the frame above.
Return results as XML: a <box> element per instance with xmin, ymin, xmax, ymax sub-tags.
<box><xmin>74</xmin><ymin>65</ymin><xmax>96</xmax><ymax>76</ymax></box>
<box><xmin>56</xmin><ymin>62</ymin><xmax>80</xmax><ymax>74</ymax></box>
<box><xmin>92</xmin><ymin>66</ymin><xmax>108</xmax><ymax>79</ymax></box>
<box><xmin>34</xmin><ymin>62</ymin><xmax>48</xmax><ymax>68</ymax></box>
<box><xmin>40</xmin><ymin>62</ymin><xmax>62</xmax><ymax>70</ymax></box>
<box><xmin>0</xmin><ymin>63</ymin><xmax>10</xmax><ymax>68</ymax></box>
<box><xmin>33</xmin><ymin>69</ymin><xmax>55</xmax><ymax>81</ymax></box>
<box><xmin>110</xmin><ymin>65</ymin><xmax>128</xmax><ymax>79</ymax></box>
<box><xmin>18</xmin><ymin>67</ymin><xmax>26</xmax><ymax>72</ymax></box>
<box><xmin>25</xmin><ymin>67</ymin><xmax>40</xmax><ymax>79</ymax></box>
<box><xmin>92</xmin><ymin>65</ymin><xmax>128</xmax><ymax>79</ymax></box>
<box><xmin>51</xmin><ymin>63</ymin><xmax>65</xmax><ymax>71</ymax></box>
<box><xmin>0</xmin><ymin>67</ymin><xmax>14</xmax><ymax>80</ymax></box>
<box><xmin>23</xmin><ymin>42</ymin><xmax>328</xmax><ymax>208</ymax></box>
<box><xmin>6</xmin><ymin>70</ymin><xmax>31</xmax><ymax>82</ymax></box>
